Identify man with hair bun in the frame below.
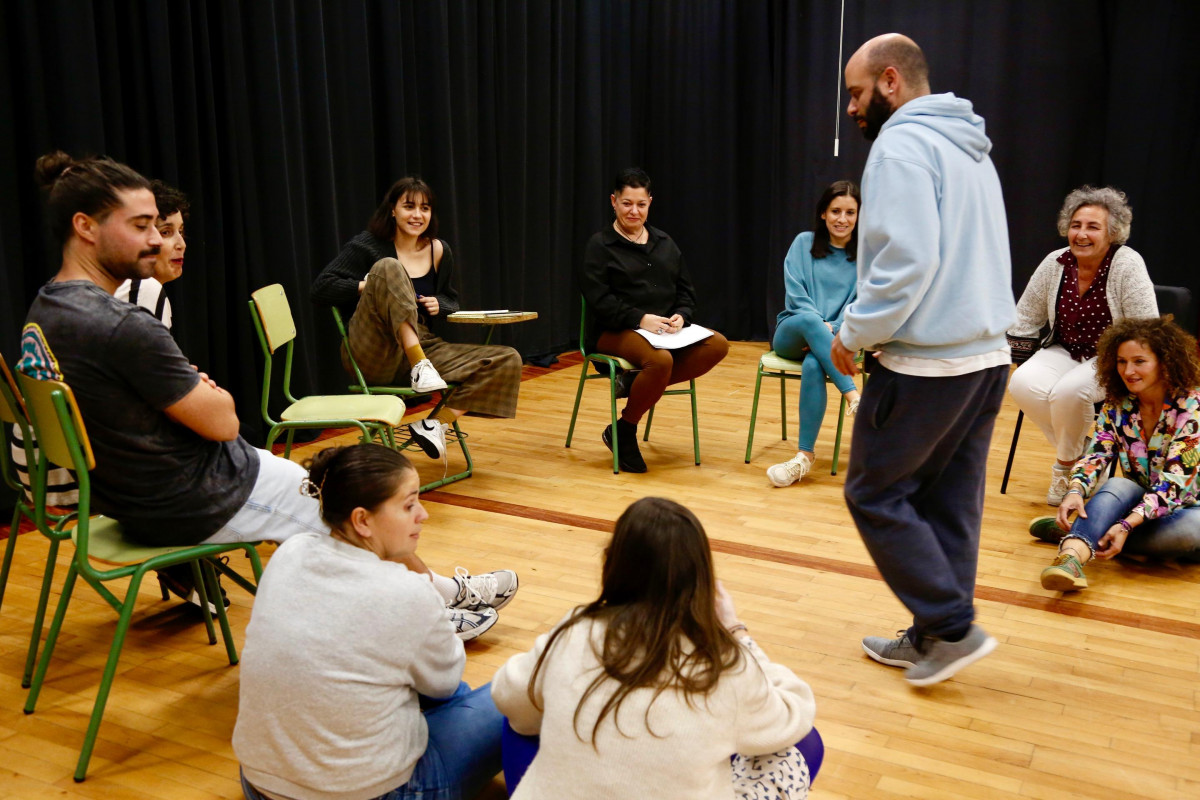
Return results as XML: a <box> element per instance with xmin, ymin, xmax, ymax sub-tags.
<box><xmin>830</xmin><ymin>35</ymin><xmax>1016</xmax><ymax>686</ymax></box>
<box><xmin>17</xmin><ymin>152</ymin><xmax>514</xmax><ymax>637</ymax></box>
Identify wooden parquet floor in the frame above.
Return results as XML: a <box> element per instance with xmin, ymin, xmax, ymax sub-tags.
<box><xmin>1</xmin><ymin>341</ymin><xmax>1198</xmax><ymax>798</ymax></box>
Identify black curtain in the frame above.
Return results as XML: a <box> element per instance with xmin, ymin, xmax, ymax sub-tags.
<box><xmin>3</xmin><ymin>0</ymin><xmax>1197</xmax><ymax>444</ymax></box>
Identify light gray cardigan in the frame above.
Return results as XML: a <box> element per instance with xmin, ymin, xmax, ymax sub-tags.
<box><xmin>1008</xmin><ymin>245</ymin><xmax>1158</xmax><ymax>340</ymax></box>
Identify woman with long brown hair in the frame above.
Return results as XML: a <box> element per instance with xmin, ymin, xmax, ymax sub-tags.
<box><xmin>491</xmin><ymin>497</ymin><xmax>818</xmax><ymax>799</ymax></box>
<box><xmin>1032</xmin><ymin>317</ymin><xmax>1200</xmax><ymax>591</ymax></box>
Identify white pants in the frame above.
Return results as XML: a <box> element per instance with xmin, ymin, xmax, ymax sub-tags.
<box><xmin>1008</xmin><ymin>345</ymin><xmax>1104</xmax><ymax>462</ymax></box>
<box><xmin>201</xmin><ymin>449</ymin><xmax>329</xmax><ymax>544</ymax></box>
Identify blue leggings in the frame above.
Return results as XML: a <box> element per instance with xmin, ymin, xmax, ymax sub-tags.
<box><xmin>772</xmin><ymin>313</ymin><xmax>858</xmax><ymax>453</ymax></box>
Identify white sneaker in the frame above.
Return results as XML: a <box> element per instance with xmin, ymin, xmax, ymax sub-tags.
<box><xmin>410</xmin><ymin>358</ymin><xmax>448</xmax><ymax>392</ymax></box>
<box><xmin>1047</xmin><ymin>464</ymin><xmax>1071</xmax><ymax>506</ymax></box>
<box><xmin>846</xmin><ymin>397</ymin><xmax>860</xmax><ymax>416</ymax></box>
<box><xmin>450</xmin><ymin>567</ymin><xmax>519</xmax><ymax>611</ymax></box>
<box><xmin>767</xmin><ymin>452</ymin><xmax>812</xmax><ymax>488</ymax></box>
<box><xmin>409</xmin><ymin>419</ymin><xmax>448</xmax><ymax>459</ymax></box>
<box><xmin>449</xmin><ymin>606</ymin><xmax>499</xmax><ymax>641</ymax></box>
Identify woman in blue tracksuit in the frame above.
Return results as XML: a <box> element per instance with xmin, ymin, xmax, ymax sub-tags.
<box><xmin>767</xmin><ymin>181</ymin><xmax>862</xmax><ymax>488</ymax></box>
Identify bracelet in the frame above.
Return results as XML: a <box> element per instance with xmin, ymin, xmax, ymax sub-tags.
<box><xmin>726</xmin><ymin>623</ymin><xmax>748</xmax><ymax>635</ymax></box>
<box><xmin>1119</xmin><ymin>519</ymin><xmax>1133</xmax><ymax>533</ymax></box>
<box><xmin>1065</xmin><ymin>487</ymin><xmax>1084</xmax><ymax>498</ymax></box>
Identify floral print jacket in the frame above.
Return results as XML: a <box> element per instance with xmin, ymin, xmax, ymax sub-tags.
<box><xmin>1072</xmin><ymin>387</ymin><xmax>1200</xmax><ymax>519</ymax></box>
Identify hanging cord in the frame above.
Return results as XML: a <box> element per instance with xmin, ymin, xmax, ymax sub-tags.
<box><xmin>834</xmin><ymin>0</ymin><xmax>846</xmax><ymax>157</ymax></box>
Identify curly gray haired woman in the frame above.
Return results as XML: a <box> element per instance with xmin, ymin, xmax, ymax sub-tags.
<box><xmin>1056</xmin><ymin>185</ymin><xmax>1132</xmax><ymax>245</ymax></box>
<box><xmin>1008</xmin><ymin>185</ymin><xmax>1157</xmax><ymax>505</ymax></box>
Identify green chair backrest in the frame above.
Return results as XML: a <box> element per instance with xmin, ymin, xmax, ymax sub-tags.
<box><xmin>250</xmin><ymin>284</ymin><xmax>297</xmax><ymax>354</ymax></box>
<box><xmin>0</xmin><ymin>358</ymin><xmax>31</xmax><ymax>495</ymax></box>
<box><xmin>15</xmin><ymin>375</ymin><xmax>95</xmax><ymax>474</ymax></box>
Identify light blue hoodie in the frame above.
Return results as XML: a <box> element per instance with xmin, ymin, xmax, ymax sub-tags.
<box><xmin>839</xmin><ymin>93</ymin><xmax>1015</xmax><ymax>359</ymax></box>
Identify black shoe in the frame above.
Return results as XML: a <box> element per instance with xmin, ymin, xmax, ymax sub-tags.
<box><xmin>614</xmin><ymin>371</ymin><xmax>637</xmax><ymax>399</ymax></box>
<box><xmin>157</xmin><ymin>562</ymin><xmax>230</xmax><ymax>613</ymax></box>
<box><xmin>602</xmin><ymin>420</ymin><xmax>647</xmax><ymax>473</ymax></box>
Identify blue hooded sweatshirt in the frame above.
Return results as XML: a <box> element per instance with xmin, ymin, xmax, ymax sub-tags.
<box><xmin>839</xmin><ymin>93</ymin><xmax>1015</xmax><ymax>360</ymax></box>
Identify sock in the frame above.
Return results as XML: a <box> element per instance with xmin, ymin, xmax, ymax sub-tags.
<box><xmin>617</xmin><ymin>417</ymin><xmax>638</xmax><ymax>436</ymax></box>
<box><xmin>429</xmin><ymin>571</ymin><xmax>458</xmax><ymax>604</ymax></box>
<box><xmin>429</xmin><ymin>407</ymin><xmax>457</xmax><ymax>425</ymax></box>
<box><xmin>405</xmin><ymin>343</ymin><xmax>428</xmax><ymax>366</ymax></box>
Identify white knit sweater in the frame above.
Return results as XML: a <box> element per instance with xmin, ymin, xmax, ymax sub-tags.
<box><xmin>1008</xmin><ymin>245</ymin><xmax>1158</xmax><ymax>339</ymax></box>
<box><xmin>491</xmin><ymin>614</ymin><xmax>816</xmax><ymax>799</ymax></box>
<box><xmin>234</xmin><ymin>534</ymin><xmax>465</xmax><ymax>800</ymax></box>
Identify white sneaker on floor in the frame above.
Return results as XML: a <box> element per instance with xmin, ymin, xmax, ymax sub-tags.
<box><xmin>410</xmin><ymin>358</ymin><xmax>448</xmax><ymax>392</ymax></box>
<box><xmin>1046</xmin><ymin>464</ymin><xmax>1071</xmax><ymax>506</ymax></box>
<box><xmin>409</xmin><ymin>419</ymin><xmax>448</xmax><ymax>459</ymax></box>
<box><xmin>767</xmin><ymin>452</ymin><xmax>812</xmax><ymax>488</ymax></box>
<box><xmin>450</xmin><ymin>607</ymin><xmax>499</xmax><ymax>641</ymax></box>
<box><xmin>450</xmin><ymin>567</ymin><xmax>519</xmax><ymax>611</ymax></box>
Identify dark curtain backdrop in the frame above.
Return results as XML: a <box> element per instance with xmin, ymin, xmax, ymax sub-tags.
<box><xmin>2</xmin><ymin>1</ymin><xmax>1197</xmax><ymax>444</ymax></box>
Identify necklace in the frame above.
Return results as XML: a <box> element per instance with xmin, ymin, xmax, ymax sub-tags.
<box><xmin>613</xmin><ymin>220</ymin><xmax>647</xmax><ymax>244</ymax></box>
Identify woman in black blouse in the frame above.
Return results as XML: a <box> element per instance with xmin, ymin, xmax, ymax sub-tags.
<box><xmin>312</xmin><ymin>177</ymin><xmax>522</xmax><ymax>459</ymax></box>
<box><xmin>579</xmin><ymin>168</ymin><xmax>729</xmax><ymax>473</ymax></box>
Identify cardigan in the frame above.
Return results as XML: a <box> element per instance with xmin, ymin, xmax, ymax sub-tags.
<box><xmin>1072</xmin><ymin>387</ymin><xmax>1200</xmax><ymax>520</ymax></box>
<box><xmin>234</xmin><ymin>534</ymin><xmax>465</xmax><ymax>800</ymax></box>
<box><xmin>579</xmin><ymin>225</ymin><xmax>698</xmax><ymax>353</ymax></box>
<box><xmin>1008</xmin><ymin>245</ymin><xmax>1158</xmax><ymax>351</ymax></box>
<box><xmin>491</xmin><ymin>614</ymin><xmax>815</xmax><ymax>800</ymax></box>
<box><xmin>311</xmin><ymin>231</ymin><xmax>461</xmax><ymax>335</ymax></box>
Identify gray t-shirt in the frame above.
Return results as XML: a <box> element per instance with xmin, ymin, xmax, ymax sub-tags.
<box><xmin>19</xmin><ymin>281</ymin><xmax>258</xmax><ymax>545</ymax></box>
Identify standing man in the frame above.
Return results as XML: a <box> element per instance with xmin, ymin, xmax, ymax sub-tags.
<box><xmin>830</xmin><ymin>35</ymin><xmax>1016</xmax><ymax>686</ymax></box>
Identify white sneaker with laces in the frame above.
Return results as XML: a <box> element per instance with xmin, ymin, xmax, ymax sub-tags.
<box><xmin>846</xmin><ymin>397</ymin><xmax>860</xmax><ymax>416</ymax></box>
<box><xmin>766</xmin><ymin>451</ymin><xmax>812</xmax><ymax>488</ymax></box>
<box><xmin>410</xmin><ymin>419</ymin><xmax>448</xmax><ymax>459</ymax></box>
<box><xmin>449</xmin><ymin>606</ymin><xmax>499</xmax><ymax>641</ymax></box>
<box><xmin>1046</xmin><ymin>464</ymin><xmax>1071</xmax><ymax>506</ymax></box>
<box><xmin>410</xmin><ymin>358</ymin><xmax>448</xmax><ymax>392</ymax></box>
<box><xmin>450</xmin><ymin>567</ymin><xmax>519</xmax><ymax>611</ymax></box>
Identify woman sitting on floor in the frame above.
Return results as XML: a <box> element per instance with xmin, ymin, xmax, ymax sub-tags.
<box><xmin>767</xmin><ymin>179</ymin><xmax>863</xmax><ymax>487</ymax></box>
<box><xmin>234</xmin><ymin>444</ymin><xmax>504</xmax><ymax>800</ymax></box>
<box><xmin>1033</xmin><ymin>317</ymin><xmax>1200</xmax><ymax>592</ymax></box>
<box><xmin>312</xmin><ymin>177</ymin><xmax>523</xmax><ymax>461</ymax></box>
<box><xmin>491</xmin><ymin>496</ymin><xmax>819</xmax><ymax>799</ymax></box>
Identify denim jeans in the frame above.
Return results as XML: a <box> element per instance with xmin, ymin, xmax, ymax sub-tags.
<box><xmin>772</xmin><ymin>312</ymin><xmax>858</xmax><ymax>453</ymax></box>
<box><xmin>1064</xmin><ymin>476</ymin><xmax>1200</xmax><ymax>560</ymax></box>
<box><xmin>241</xmin><ymin>682</ymin><xmax>503</xmax><ymax>800</ymax></box>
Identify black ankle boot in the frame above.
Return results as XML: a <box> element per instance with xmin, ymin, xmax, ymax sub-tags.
<box><xmin>602</xmin><ymin>419</ymin><xmax>647</xmax><ymax>473</ymax></box>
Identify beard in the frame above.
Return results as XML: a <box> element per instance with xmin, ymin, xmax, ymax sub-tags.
<box><xmin>99</xmin><ymin>242</ymin><xmax>160</xmax><ymax>281</ymax></box>
<box><xmin>857</xmin><ymin>86</ymin><xmax>895</xmax><ymax>141</ymax></box>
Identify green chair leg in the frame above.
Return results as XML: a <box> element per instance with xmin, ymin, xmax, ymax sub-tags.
<box><xmin>72</xmin><ymin>573</ymin><xmax>144</xmax><ymax>782</ymax></box>
<box><xmin>780</xmin><ymin>373</ymin><xmax>789</xmax><ymax>441</ymax></box>
<box><xmin>202</xmin><ymin>559</ymin><xmax>239</xmax><ymax>665</ymax></box>
<box><xmin>22</xmin><ymin>537</ymin><xmax>61</xmax><ymax>688</ymax></box>
<box><xmin>25</xmin><ymin>561</ymin><xmax>79</xmax><ymax>714</ymax></box>
<box><xmin>642</xmin><ymin>405</ymin><xmax>654</xmax><ymax>441</ymax></box>
<box><xmin>689</xmin><ymin>379</ymin><xmax>700</xmax><ymax>465</ymax></box>
<box><xmin>189</xmin><ymin>560</ymin><xmax>217</xmax><ymax>645</ymax></box>
<box><xmin>565</xmin><ymin>362</ymin><xmax>589</xmax><ymax>448</ymax></box>
<box><xmin>608</xmin><ymin>372</ymin><xmax>620</xmax><ymax>474</ymax></box>
<box><xmin>832</xmin><ymin>396</ymin><xmax>848</xmax><ymax>475</ymax></box>
<box><xmin>744</xmin><ymin>365</ymin><xmax>766</xmax><ymax>463</ymax></box>
<box><xmin>0</xmin><ymin>504</ymin><xmax>21</xmax><ymax>612</ymax></box>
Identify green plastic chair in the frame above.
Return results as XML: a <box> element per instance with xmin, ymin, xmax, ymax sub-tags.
<box><xmin>249</xmin><ymin>285</ymin><xmax>408</xmax><ymax>458</ymax></box>
<box><xmin>0</xmin><ymin>357</ymin><xmax>77</xmax><ymax>689</ymax></box>
<box><xmin>744</xmin><ymin>349</ymin><xmax>861</xmax><ymax>475</ymax></box>
<box><xmin>17</xmin><ymin>373</ymin><xmax>265</xmax><ymax>782</ymax></box>
<box><xmin>331</xmin><ymin>308</ymin><xmax>473</xmax><ymax>491</ymax></box>
<box><xmin>564</xmin><ymin>297</ymin><xmax>699</xmax><ymax>473</ymax></box>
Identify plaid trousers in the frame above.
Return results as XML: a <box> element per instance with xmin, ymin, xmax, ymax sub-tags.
<box><xmin>343</xmin><ymin>258</ymin><xmax>522</xmax><ymax>418</ymax></box>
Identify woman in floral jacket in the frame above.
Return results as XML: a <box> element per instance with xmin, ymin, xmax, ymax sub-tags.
<box><xmin>1032</xmin><ymin>316</ymin><xmax>1200</xmax><ymax>592</ymax></box>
